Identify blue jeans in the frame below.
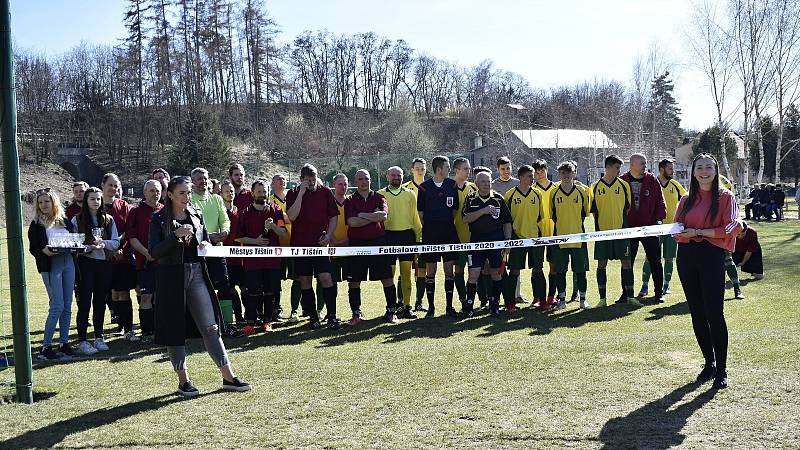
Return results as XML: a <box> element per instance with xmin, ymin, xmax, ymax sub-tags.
<box><xmin>41</xmin><ymin>253</ymin><xmax>76</xmax><ymax>347</ymax></box>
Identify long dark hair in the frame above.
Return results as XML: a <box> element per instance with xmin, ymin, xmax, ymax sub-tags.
<box><xmin>163</xmin><ymin>176</ymin><xmax>192</xmax><ymax>228</ymax></box>
<box><xmin>678</xmin><ymin>153</ymin><xmax>720</xmax><ymax>223</ymax></box>
<box><xmin>78</xmin><ymin>187</ymin><xmax>112</xmax><ymax>244</ymax></box>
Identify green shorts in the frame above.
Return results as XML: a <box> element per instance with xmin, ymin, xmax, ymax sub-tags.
<box><xmin>508</xmin><ymin>246</ymin><xmax>545</xmax><ymax>270</ymax></box>
<box><xmin>594</xmin><ymin>239</ymin><xmax>631</xmax><ymax>261</ymax></box>
<box><xmin>660</xmin><ymin>235</ymin><xmax>678</xmax><ymax>259</ymax></box>
<box><xmin>330</xmin><ymin>257</ymin><xmax>347</xmax><ymax>283</ymax></box>
<box><xmin>454</xmin><ymin>252</ymin><xmax>469</xmax><ymax>268</ymax></box>
<box><xmin>552</xmin><ymin>244</ymin><xmax>589</xmax><ymax>273</ymax></box>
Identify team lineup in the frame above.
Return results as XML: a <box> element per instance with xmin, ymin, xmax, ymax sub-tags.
<box><xmin>31</xmin><ymin>150</ymin><xmax>741</xmax><ymax>395</ymax></box>
<box><xmin>197</xmin><ymin>153</ymin><xmax>700</xmax><ymax>330</ymax></box>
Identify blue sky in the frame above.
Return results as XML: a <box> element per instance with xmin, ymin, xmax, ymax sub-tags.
<box><xmin>9</xmin><ymin>0</ymin><xmax>718</xmax><ymax>130</ymax></box>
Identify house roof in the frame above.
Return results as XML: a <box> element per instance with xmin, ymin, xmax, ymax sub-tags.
<box><xmin>726</xmin><ymin>131</ymin><xmax>747</xmax><ymax>159</ymax></box>
<box><xmin>511</xmin><ymin>129</ymin><xmax>619</xmax><ymax>150</ymax></box>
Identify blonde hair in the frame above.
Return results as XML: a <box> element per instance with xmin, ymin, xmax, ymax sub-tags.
<box><xmin>35</xmin><ymin>190</ymin><xmax>66</xmax><ymax>228</ymax></box>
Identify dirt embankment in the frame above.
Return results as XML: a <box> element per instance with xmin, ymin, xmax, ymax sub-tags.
<box><xmin>0</xmin><ymin>161</ymin><xmax>76</xmax><ymax>226</ymax></box>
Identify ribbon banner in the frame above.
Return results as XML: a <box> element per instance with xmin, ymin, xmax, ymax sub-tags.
<box><xmin>198</xmin><ymin>223</ymin><xmax>683</xmax><ymax>258</ymax></box>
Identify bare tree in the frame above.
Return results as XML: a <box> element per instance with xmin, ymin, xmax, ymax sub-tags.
<box><xmin>770</xmin><ymin>0</ymin><xmax>800</xmax><ymax>180</ymax></box>
<box><xmin>687</xmin><ymin>0</ymin><xmax>736</xmax><ymax>178</ymax></box>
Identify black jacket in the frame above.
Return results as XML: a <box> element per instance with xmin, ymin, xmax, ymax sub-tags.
<box><xmin>148</xmin><ymin>205</ymin><xmax>224</xmax><ymax>346</ymax></box>
<box><xmin>27</xmin><ymin>219</ymin><xmax>76</xmax><ymax>273</ymax></box>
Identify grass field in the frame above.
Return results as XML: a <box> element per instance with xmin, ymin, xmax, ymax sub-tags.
<box><xmin>1</xmin><ymin>215</ymin><xmax>799</xmax><ymax>449</ymax></box>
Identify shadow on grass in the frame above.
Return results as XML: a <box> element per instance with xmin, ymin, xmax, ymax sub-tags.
<box><xmin>0</xmin><ymin>391</ymin><xmax>216</xmax><ymax>449</ymax></box>
<box><xmin>645</xmin><ymin>301</ymin><xmax>689</xmax><ymax>321</ymax></box>
<box><xmin>598</xmin><ymin>381</ymin><xmax>717</xmax><ymax>449</ymax></box>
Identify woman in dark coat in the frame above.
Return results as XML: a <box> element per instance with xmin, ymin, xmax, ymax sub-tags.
<box><xmin>149</xmin><ymin>176</ymin><xmax>251</xmax><ymax>397</ymax></box>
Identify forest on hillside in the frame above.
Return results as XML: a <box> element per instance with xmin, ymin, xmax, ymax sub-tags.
<box><xmin>14</xmin><ymin>0</ymin><xmax>708</xmax><ymax>179</ymax></box>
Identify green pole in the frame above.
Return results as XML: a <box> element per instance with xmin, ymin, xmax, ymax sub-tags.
<box><xmin>0</xmin><ymin>0</ymin><xmax>33</xmax><ymax>404</ymax></box>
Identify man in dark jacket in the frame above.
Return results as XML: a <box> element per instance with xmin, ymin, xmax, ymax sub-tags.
<box><xmin>745</xmin><ymin>185</ymin><xmax>760</xmax><ymax>220</ymax></box>
<box><xmin>621</xmin><ymin>153</ymin><xmax>667</xmax><ymax>304</ymax></box>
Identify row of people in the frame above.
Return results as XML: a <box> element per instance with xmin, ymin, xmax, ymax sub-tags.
<box><xmin>30</xmin><ymin>152</ymin><xmax>748</xmax><ymax>393</ymax></box>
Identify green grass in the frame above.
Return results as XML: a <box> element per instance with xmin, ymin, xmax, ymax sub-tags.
<box><xmin>1</xmin><ymin>216</ymin><xmax>799</xmax><ymax>449</ymax></box>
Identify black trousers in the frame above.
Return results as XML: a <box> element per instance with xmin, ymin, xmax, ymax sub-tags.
<box><xmin>629</xmin><ymin>236</ymin><xmax>663</xmax><ymax>296</ymax></box>
<box><xmin>677</xmin><ymin>241</ymin><xmax>728</xmax><ymax>371</ymax></box>
<box><xmin>77</xmin><ymin>257</ymin><xmax>112</xmax><ymax>341</ymax></box>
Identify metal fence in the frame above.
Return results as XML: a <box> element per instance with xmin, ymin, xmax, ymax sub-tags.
<box><xmin>260</xmin><ymin>151</ymin><xmax>471</xmax><ymax>191</ymax></box>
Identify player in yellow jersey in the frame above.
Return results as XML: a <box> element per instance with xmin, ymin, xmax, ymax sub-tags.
<box><xmin>639</xmin><ymin>158</ymin><xmax>686</xmax><ymax>298</ymax></box>
<box><xmin>402</xmin><ymin>157</ymin><xmax>429</xmax><ymax>311</ymax></box>
<box><xmin>590</xmin><ymin>155</ymin><xmax>635</xmax><ymax>307</ymax></box>
<box><xmin>270</xmin><ymin>173</ymin><xmax>302</xmax><ymax>322</ymax></box>
<box><xmin>532</xmin><ymin>159</ymin><xmax>560</xmax><ymax>309</ymax></box>
<box><xmin>324</xmin><ymin>173</ymin><xmax>350</xmax><ymax>319</ymax></box>
<box><xmin>452</xmin><ymin>157</ymin><xmax>478</xmax><ymax>310</ymax></box>
<box><xmin>378</xmin><ymin>166</ymin><xmax>422</xmax><ymax>319</ymax></box>
<box><xmin>504</xmin><ymin>165</ymin><xmax>546</xmax><ymax>309</ymax></box>
<box><xmin>549</xmin><ymin>161</ymin><xmax>591</xmax><ymax>310</ymax></box>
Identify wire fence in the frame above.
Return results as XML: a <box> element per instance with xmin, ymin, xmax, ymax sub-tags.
<box><xmin>0</xmin><ymin>234</ymin><xmax>16</xmax><ymax>399</ymax></box>
<box><xmin>262</xmin><ymin>150</ymin><xmax>471</xmax><ymax>191</ymax></box>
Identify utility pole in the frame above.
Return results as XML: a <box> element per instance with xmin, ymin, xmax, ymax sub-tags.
<box><xmin>1</xmin><ymin>0</ymin><xmax>33</xmax><ymax>404</ymax></box>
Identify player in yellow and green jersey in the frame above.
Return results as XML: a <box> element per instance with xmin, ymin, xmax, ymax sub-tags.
<box><xmin>532</xmin><ymin>159</ymin><xmax>560</xmax><ymax>309</ymax></box>
<box><xmin>590</xmin><ymin>155</ymin><xmax>635</xmax><ymax>307</ymax></box>
<box><xmin>402</xmin><ymin>157</ymin><xmax>430</xmax><ymax>311</ymax></box>
<box><xmin>639</xmin><ymin>158</ymin><xmax>686</xmax><ymax>298</ymax></box>
<box><xmin>549</xmin><ymin>161</ymin><xmax>591</xmax><ymax>311</ymax></box>
<box><xmin>452</xmin><ymin>157</ymin><xmax>478</xmax><ymax>309</ymax></box>
<box><xmin>504</xmin><ymin>165</ymin><xmax>546</xmax><ymax>309</ymax></box>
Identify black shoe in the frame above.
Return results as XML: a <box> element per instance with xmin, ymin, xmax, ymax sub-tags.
<box><xmin>225</xmin><ymin>325</ymin><xmax>245</xmax><ymax>338</ymax></box>
<box><xmin>36</xmin><ymin>346</ymin><xmax>61</xmax><ymax>361</ymax></box>
<box><xmin>424</xmin><ymin>308</ymin><xmax>436</xmax><ymax>318</ymax></box>
<box><xmin>489</xmin><ymin>305</ymin><xmax>501</xmax><ymax>317</ymax></box>
<box><xmin>695</xmin><ymin>364</ymin><xmax>716</xmax><ymax>383</ymax></box>
<box><xmin>399</xmin><ymin>306</ymin><xmax>417</xmax><ymax>319</ymax></box>
<box><xmin>223</xmin><ymin>377</ymin><xmax>252</xmax><ymax>392</ymax></box>
<box><xmin>478</xmin><ymin>301</ymin><xmax>488</xmax><ymax>312</ymax></box>
<box><xmin>462</xmin><ymin>307</ymin><xmax>475</xmax><ymax>318</ymax></box>
<box><xmin>414</xmin><ymin>301</ymin><xmax>427</xmax><ymax>312</ymax></box>
<box><xmin>59</xmin><ymin>343</ymin><xmax>74</xmax><ymax>357</ymax></box>
<box><xmin>327</xmin><ymin>318</ymin><xmax>342</xmax><ymax>330</ymax></box>
<box><xmin>615</xmin><ymin>293</ymin><xmax>626</xmax><ymax>304</ymax></box>
<box><xmin>110</xmin><ymin>314</ymin><xmax>119</xmax><ymax>325</ymax></box>
<box><xmin>712</xmin><ymin>370</ymin><xmax>728</xmax><ymax>389</ymax></box>
<box><xmin>309</xmin><ymin>320</ymin><xmax>322</xmax><ymax>330</ymax></box>
<box><xmin>300</xmin><ymin>310</ymin><xmax>310</xmax><ymax>317</ymax></box>
<box><xmin>178</xmin><ymin>380</ymin><xmax>199</xmax><ymax>398</ymax></box>
<box><xmin>569</xmin><ymin>292</ymin><xmax>578</xmax><ymax>303</ymax></box>
<box><xmin>653</xmin><ymin>295</ymin><xmax>665</xmax><ymax>304</ymax></box>
<box><xmin>446</xmin><ymin>307</ymin><xmax>460</xmax><ymax>318</ymax></box>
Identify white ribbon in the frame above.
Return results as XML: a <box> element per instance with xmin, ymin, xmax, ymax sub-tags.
<box><xmin>199</xmin><ymin>223</ymin><xmax>683</xmax><ymax>258</ymax></box>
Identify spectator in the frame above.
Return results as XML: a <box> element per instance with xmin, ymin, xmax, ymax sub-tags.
<box><xmin>72</xmin><ymin>187</ymin><xmax>120</xmax><ymax>354</ymax></box>
<box><xmin>756</xmin><ymin>183</ymin><xmax>771</xmax><ymax>220</ymax></box>
<box><xmin>65</xmin><ymin>181</ymin><xmax>88</xmax><ymax>221</ymax></box>
<box><xmin>28</xmin><ymin>189</ymin><xmax>77</xmax><ymax>360</ymax></box>
<box><xmin>733</xmin><ymin>222</ymin><xmax>763</xmax><ymax>280</ymax></box>
<box><xmin>744</xmin><ymin>185</ymin><xmax>760</xmax><ymax>220</ymax></box>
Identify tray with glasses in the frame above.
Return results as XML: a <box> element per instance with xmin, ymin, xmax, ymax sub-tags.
<box><xmin>47</xmin><ymin>232</ymin><xmax>91</xmax><ymax>254</ymax></box>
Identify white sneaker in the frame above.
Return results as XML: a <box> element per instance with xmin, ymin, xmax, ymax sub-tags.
<box><xmin>93</xmin><ymin>337</ymin><xmax>109</xmax><ymax>351</ymax></box>
<box><xmin>124</xmin><ymin>330</ymin><xmax>140</xmax><ymax>342</ymax></box>
<box><xmin>78</xmin><ymin>340</ymin><xmax>98</xmax><ymax>355</ymax></box>
<box><xmin>580</xmin><ymin>299</ymin><xmax>592</xmax><ymax>309</ymax></box>
<box><xmin>288</xmin><ymin>311</ymin><xmax>300</xmax><ymax>323</ymax></box>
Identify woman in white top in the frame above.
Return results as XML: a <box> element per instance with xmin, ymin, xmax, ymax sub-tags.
<box><xmin>71</xmin><ymin>187</ymin><xmax>120</xmax><ymax>355</ymax></box>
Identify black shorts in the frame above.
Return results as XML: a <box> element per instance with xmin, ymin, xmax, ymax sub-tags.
<box><xmin>205</xmin><ymin>257</ymin><xmax>229</xmax><ymax>289</ymax></box>
<box><xmin>245</xmin><ymin>268</ymin><xmax>281</xmax><ymax>295</ymax></box>
<box><xmin>346</xmin><ymin>237</ymin><xmax>393</xmax><ymax>282</ymax></box>
<box><xmin>112</xmin><ymin>263</ymin><xmax>137</xmax><ymax>291</ymax></box>
<box><xmin>294</xmin><ymin>256</ymin><xmax>332</xmax><ymax>277</ymax></box>
<box><xmin>137</xmin><ymin>268</ymin><xmax>156</xmax><ymax>295</ymax></box>
<box><xmin>467</xmin><ymin>231</ymin><xmax>504</xmax><ymax>269</ymax></box>
<box><xmin>227</xmin><ymin>264</ymin><xmax>246</xmax><ymax>288</ymax></box>
<box><xmin>385</xmin><ymin>229</ymin><xmax>416</xmax><ymax>263</ymax></box>
<box><xmin>421</xmin><ymin>222</ymin><xmax>458</xmax><ymax>264</ymax></box>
